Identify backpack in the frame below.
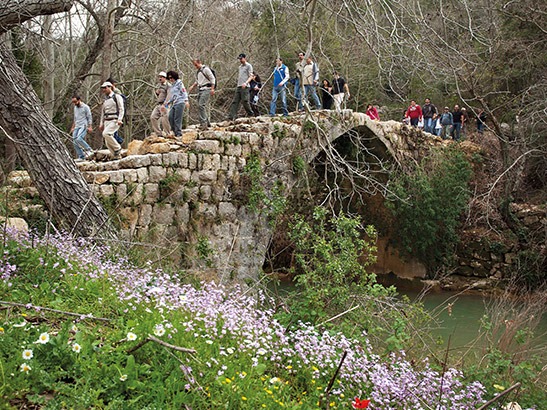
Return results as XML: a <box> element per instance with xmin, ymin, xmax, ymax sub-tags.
<box><xmin>199</xmin><ymin>66</ymin><xmax>216</xmax><ymax>89</ymax></box>
<box><xmin>111</xmin><ymin>92</ymin><xmax>128</xmax><ymax>122</ymax></box>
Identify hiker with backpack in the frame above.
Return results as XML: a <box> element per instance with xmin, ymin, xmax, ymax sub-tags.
<box><xmin>106</xmin><ymin>77</ymin><xmax>126</xmax><ymax>145</ymax></box>
<box><xmin>150</xmin><ymin>71</ymin><xmax>171</xmax><ymax>136</ymax></box>
<box><xmin>189</xmin><ymin>59</ymin><xmax>215</xmax><ymax>130</ymax></box>
<box><xmin>99</xmin><ymin>81</ymin><xmax>124</xmax><ymax>160</ymax></box>
<box><xmin>164</xmin><ymin>70</ymin><xmax>189</xmax><ymax>138</ymax></box>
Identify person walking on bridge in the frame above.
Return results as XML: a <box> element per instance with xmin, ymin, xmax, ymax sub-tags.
<box><xmin>229</xmin><ymin>53</ymin><xmax>254</xmax><ymax>120</ymax></box>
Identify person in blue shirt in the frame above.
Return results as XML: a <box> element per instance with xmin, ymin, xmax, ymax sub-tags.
<box><xmin>164</xmin><ymin>70</ymin><xmax>189</xmax><ymax>137</ymax></box>
<box><xmin>70</xmin><ymin>95</ymin><xmax>94</xmax><ymax>161</ymax></box>
<box><xmin>270</xmin><ymin>58</ymin><xmax>290</xmax><ymax>117</ymax></box>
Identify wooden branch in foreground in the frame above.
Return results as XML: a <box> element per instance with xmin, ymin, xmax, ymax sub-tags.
<box><xmin>476</xmin><ymin>383</ymin><xmax>521</xmax><ymax>410</ymax></box>
<box><xmin>0</xmin><ymin>300</ymin><xmax>111</xmax><ymax>322</ymax></box>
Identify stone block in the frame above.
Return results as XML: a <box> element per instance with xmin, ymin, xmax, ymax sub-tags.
<box><xmin>175</xmin><ymin>168</ymin><xmax>191</xmax><ymax>183</ymax></box>
<box><xmin>128</xmin><ymin>183</ymin><xmax>144</xmax><ymax>205</ymax></box>
<box><xmin>116</xmin><ymin>184</ymin><xmax>127</xmax><ymax>200</ymax></box>
<box><xmin>99</xmin><ymin>184</ymin><xmax>115</xmax><ymax>196</ymax></box>
<box><xmin>109</xmin><ymin>171</ymin><xmax>124</xmax><ymax>184</ymax></box>
<box><xmin>199</xmin><ymin>170</ymin><xmax>217</xmax><ymax>183</ymax></box>
<box><xmin>149</xmin><ymin>165</ymin><xmax>167</xmax><ymax>182</ymax></box>
<box><xmin>126</xmin><ymin>140</ymin><xmax>144</xmax><ymax>156</ymax></box>
<box><xmin>188</xmin><ymin>153</ymin><xmax>197</xmax><ymax>170</ymax></box>
<box><xmin>175</xmin><ymin>203</ymin><xmax>190</xmax><ymax>225</ymax></box>
<box><xmin>0</xmin><ymin>217</ymin><xmax>28</xmax><ymax>231</ymax></box>
<box><xmin>146</xmin><ymin>142</ymin><xmax>171</xmax><ymax>154</ymax></box>
<box><xmin>149</xmin><ymin>154</ymin><xmax>164</xmax><ymax>166</ymax></box>
<box><xmin>192</xmin><ymin>139</ymin><xmax>222</xmax><ymax>154</ymax></box>
<box><xmin>162</xmin><ymin>152</ymin><xmax>180</xmax><ymax>165</ymax></box>
<box><xmin>197</xmin><ymin>202</ymin><xmax>217</xmax><ymax>221</ymax></box>
<box><xmin>200</xmin><ymin>185</ymin><xmax>212</xmax><ymax>201</ymax></box>
<box><xmin>139</xmin><ymin>204</ymin><xmax>153</xmax><ymax>226</ymax></box>
<box><xmin>225</xmin><ymin>143</ymin><xmax>242</xmax><ymax>156</ymax></box>
<box><xmin>153</xmin><ymin>203</ymin><xmax>175</xmax><ymax>225</ymax></box>
<box><xmin>178</xmin><ymin>153</ymin><xmax>189</xmax><ymax>168</ymax></box>
<box><xmin>119</xmin><ymin>155</ymin><xmax>150</xmax><ymax>168</ymax></box>
<box><xmin>218</xmin><ymin>202</ymin><xmax>237</xmax><ymax>221</ymax></box>
<box><xmin>136</xmin><ymin>168</ymin><xmax>149</xmax><ymax>183</ymax></box>
<box><xmin>122</xmin><ymin>169</ymin><xmax>139</xmax><ymax>183</ymax></box>
<box><xmin>191</xmin><ymin>171</ymin><xmax>200</xmax><ymax>183</ymax></box>
<box><xmin>248</xmin><ymin>133</ymin><xmax>261</xmax><ymax>145</ymax></box>
<box><xmin>144</xmin><ymin>183</ymin><xmax>159</xmax><ymax>203</ymax></box>
<box><xmin>241</xmin><ymin>144</ymin><xmax>252</xmax><ymax>157</ymax></box>
<box><xmin>212</xmin><ymin>154</ymin><xmax>221</xmax><ymax>170</ymax></box>
<box><xmin>82</xmin><ymin>172</ymin><xmax>106</xmax><ymax>184</ymax></box>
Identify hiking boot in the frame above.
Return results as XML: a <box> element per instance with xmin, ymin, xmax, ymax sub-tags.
<box><xmin>84</xmin><ymin>150</ymin><xmax>95</xmax><ymax>160</ymax></box>
<box><xmin>113</xmin><ymin>150</ymin><xmax>121</xmax><ymax>160</ymax></box>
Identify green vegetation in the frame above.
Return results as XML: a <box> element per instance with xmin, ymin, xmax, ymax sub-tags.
<box><xmin>242</xmin><ymin>154</ymin><xmax>287</xmax><ymax>225</ymax></box>
<box><xmin>387</xmin><ymin>146</ymin><xmax>473</xmax><ymax>274</ymax></box>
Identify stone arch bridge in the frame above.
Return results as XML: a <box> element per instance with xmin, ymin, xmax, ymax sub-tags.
<box><xmin>79</xmin><ymin>110</ymin><xmax>442</xmax><ymax>282</ymax></box>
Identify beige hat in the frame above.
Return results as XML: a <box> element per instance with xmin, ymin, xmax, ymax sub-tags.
<box><xmin>101</xmin><ymin>81</ymin><xmax>113</xmax><ymax>88</ymax></box>
<box><xmin>158</xmin><ymin>71</ymin><xmax>167</xmax><ymax>78</ymax></box>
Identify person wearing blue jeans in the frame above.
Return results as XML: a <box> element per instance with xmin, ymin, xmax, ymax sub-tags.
<box><xmin>302</xmin><ymin>56</ymin><xmax>321</xmax><ymax>110</ymax></box>
<box><xmin>70</xmin><ymin>95</ymin><xmax>93</xmax><ymax>160</ymax></box>
<box><xmin>165</xmin><ymin>70</ymin><xmax>189</xmax><ymax>137</ymax></box>
<box><xmin>451</xmin><ymin>105</ymin><xmax>465</xmax><ymax>141</ymax></box>
<box><xmin>293</xmin><ymin>52</ymin><xmax>305</xmax><ymax>111</ymax></box>
<box><xmin>270</xmin><ymin>58</ymin><xmax>290</xmax><ymax>116</ymax></box>
<box><xmin>422</xmin><ymin>98</ymin><xmax>438</xmax><ymax>134</ymax></box>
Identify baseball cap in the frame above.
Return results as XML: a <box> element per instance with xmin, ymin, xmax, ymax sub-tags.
<box><xmin>101</xmin><ymin>81</ymin><xmax>113</xmax><ymax>88</ymax></box>
<box><xmin>238</xmin><ymin>53</ymin><xmax>246</xmax><ymax>59</ymax></box>
<box><xmin>159</xmin><ymin>71</ymin><xmax>167</xmax><ymax>78</ymax></box>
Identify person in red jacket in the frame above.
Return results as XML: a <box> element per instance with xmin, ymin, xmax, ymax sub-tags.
<box><xmin>365</xmin><ymin>104</ymin><xmax>380</xmax><ymax>121</ymax></box>
<box><xmin>405</xmin><ymin>100</ymin><xmax>423</xmax><ymax>127</ymax></box>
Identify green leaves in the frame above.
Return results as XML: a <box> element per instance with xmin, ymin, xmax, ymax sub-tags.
<box><xmin>388</xmin><ymin>146</ymin><xmax>473</xmax><ymax>274</ymax></box>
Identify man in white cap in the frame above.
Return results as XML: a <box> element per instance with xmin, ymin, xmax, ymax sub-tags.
<box><xmin>99</xmin><ymin>81</ymin><xmax>124</xmax><ymax>160</ymax></box>
<box><xmin>150</xmin><ymin>71</ymin><xmax>171</xmax><ymax>136</ymax></box>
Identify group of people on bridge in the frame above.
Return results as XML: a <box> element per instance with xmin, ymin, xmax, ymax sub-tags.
<box><xmin>70</xmin><ymin>52</ymin><xmax>354</xmax><ymax>162</ymax></box>
<box><xmin>402</xmin><ymin>99</ymin><xmax>487</xmax><ymax>141</ymax></box>
<box><xmin>70</xmin><ymin>53</ymin><xmax>485</xmax><ymax>162</ymax></box>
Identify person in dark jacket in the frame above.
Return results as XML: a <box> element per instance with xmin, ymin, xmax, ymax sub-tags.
<box><xmin>321</xmin><ymin>79</ymin><xmax>333</xmax><ymax>109</ymax></box>
<box><xmin>249</xmin><ymin>73</ymin><xmax>262</xmax><ymax>117</ymax></box>
<box><xmin>477</xmin><ymin>108</ymin><xmax>487</xmax><ymax>134</ymax></box>
<box><xmin>451</xmin><ymin>105</ymin><xmax>465</xmax><ymax>141</ymax></box>
<box><xmin>422</xmin><ymin>98</ymin><xmax>438</xmax><ymax>134</ymax></box>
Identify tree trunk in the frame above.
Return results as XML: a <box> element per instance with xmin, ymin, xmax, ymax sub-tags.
<box><xmin>42</xmin><ymin>15</ymin><xmax>55</xmax><ymax>118</ymax></box>
<box><xmin>0</xmin><ymin>0</ymin><xmax>116</xmax><ymax>239</ymax></box>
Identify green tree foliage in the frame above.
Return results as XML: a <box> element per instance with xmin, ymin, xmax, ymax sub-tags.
<box><xmin>387</xmin><ymin>147</ymin><xmax>473</xmax><ymax>274</ymax></box>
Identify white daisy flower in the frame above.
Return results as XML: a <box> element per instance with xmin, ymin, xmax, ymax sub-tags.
<box><xmin>153</xmin><ymin>326</ymin><xmax>165</xmax><ymax>337</ymax></box>
<box><xmin>127</xmin><ymin>332</ymin><xmax>137</xmax><ymax>341</ymax></box>
<box><xmin>22</xmin><ymin>349</ymin><xmax>33</xmax><ymax>360</ymax></box>
<box><xmin>36</xmin><ymin>332</ymin><xmax>50</xmax><ymax>344</ymax></box>
<box><xmin>20</xmin><ymin>363</ymin><xmax>31</xmax><ymax>373</ymax></box>
<box><xmin>120</xmin><ymin>374</ymin><xmax>128</xmax><ymax>381</ymax></box>
<box><xmin>72</xmin><ymin>343</ymin><xmax>81</xmax><ymax>353</ymax></box>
